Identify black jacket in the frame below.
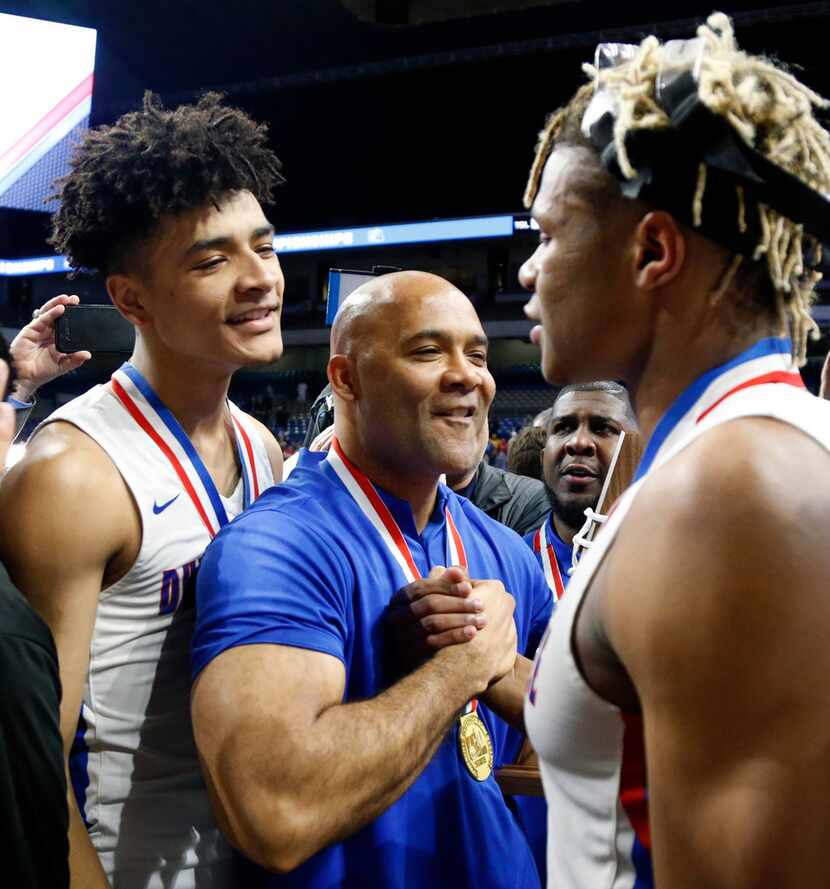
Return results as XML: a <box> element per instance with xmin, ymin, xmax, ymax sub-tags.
<box><xmin>0</xmin><ymin>564</ymin><xmax>68</xmax><ymax>889</ymax></box>
<box><xmin>464</xmin><ymin>461</ymin><xmax>551</xmax><ymax>538</ymax></box>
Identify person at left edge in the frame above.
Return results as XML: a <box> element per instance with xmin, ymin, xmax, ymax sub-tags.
<box><xmin>0</xmin><ymin>343</ymin><xmax>69</xmax><ymax>889</ymax></box>
<box><xmin>0</xmin><ymin>93</ymin><xmax>284</xmax><ymax>888</ymax></box>
<box><xmin>191</xmin><ymin>270</ymin><xmax>551</xmax><ymax>888</ymax></box>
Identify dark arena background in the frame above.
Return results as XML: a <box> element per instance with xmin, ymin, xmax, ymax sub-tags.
<box><xmin>1</xmin><ymin>0</ymin><xmax>829</xmax><ymax>458</ymax></box>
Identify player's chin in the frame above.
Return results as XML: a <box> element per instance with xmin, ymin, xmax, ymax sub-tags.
<box><xmin>232</xmin><ymin>332</ymin><xmax>284</xmax><ymax>367</ymax></box>
<box><xmin>542</xmin><ymin>344</ymin><xmax>590</xmax><ymax>387</ymax></box>
<box><xmin>539</xmin><ymin>332</ymin><xmax>569</xmax><ymax>386</ymax></box>
<box><xmin>540</xmin><ymin>340</ymin><xmax>568</xmax><ymax>386</ymax></box>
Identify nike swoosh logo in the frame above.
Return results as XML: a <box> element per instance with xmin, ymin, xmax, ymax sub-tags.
<box><xmin>153</xmin><ymin>494</ymin><xmax>180</xmax><ymax>515</ymax></box>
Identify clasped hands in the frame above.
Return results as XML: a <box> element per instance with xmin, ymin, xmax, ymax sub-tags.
<box><xmin>385</xmin><ymin>566</ymin><xmax>517</xmax><ymax>687</ymax></box>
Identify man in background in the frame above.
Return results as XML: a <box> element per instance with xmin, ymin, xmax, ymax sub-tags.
<box><xmin>512</xmin><ymin>381</ymin><xmax>635</xmax><ymax>880</ymax></box>
<box><xmin>527</xmin><ymin>382</ymin><xmax>635</xmax><ymax>595</ymax></box>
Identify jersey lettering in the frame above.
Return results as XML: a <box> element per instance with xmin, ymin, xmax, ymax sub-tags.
<box><xmin>159</xmin><ymin>558</ymin><xmax>201</xmax><ymax>615</ymax></box>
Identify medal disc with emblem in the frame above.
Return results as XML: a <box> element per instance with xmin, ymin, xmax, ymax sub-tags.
<box><xmin>458</xmin><ymin>710</ymin><xmax>494</xmax><ymax>781</ymax></box>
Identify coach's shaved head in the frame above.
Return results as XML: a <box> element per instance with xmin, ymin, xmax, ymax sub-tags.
<box><xmin>328</xmin><ymin>269</ymin><xmax>495</xmax><ymax>490</ymax></box>
<box><xmin>330</xmin><ymin>270</ymin><xmax>463</xmax><ymax>356</ymax></box>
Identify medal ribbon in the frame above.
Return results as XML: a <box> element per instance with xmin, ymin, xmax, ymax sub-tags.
<box><xmin>326</xmin><ymin>438</ymin><xmax>481</xmax><ymax>716</ymax></box>
<box><xmin>535</xmin><ymin>518</ymin><xmax>566</xmax><ymax>601</ymax></box>
<box><xmin>463</xmin><ymin>698</ymin><xmax>481</xmax><ymax>717</ymax></box>
<box><xmin>326</xmin><ymin>437</ymin><xmax>467</xmax><ymax>581</ymax></box>
<box><xmin>111</xmin><ymin>363</ymin><xmax>258</xmax><ymax>538</ymax></box>
<box><xmin>635</xmin><ymin>337</ymin><xmax>804</xmax><ymax>483</ymax></box>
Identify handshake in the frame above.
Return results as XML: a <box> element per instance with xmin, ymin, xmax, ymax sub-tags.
<box><xmin>386</xmin><ymin>565</ymin><xmax>518</xmax><ymax>695</ymax></box>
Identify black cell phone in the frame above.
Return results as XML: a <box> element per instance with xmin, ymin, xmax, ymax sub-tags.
<box><xmin>55</xmin><ymin>305</ymin><xmax>135</xmax><ymax>354</ymax></box>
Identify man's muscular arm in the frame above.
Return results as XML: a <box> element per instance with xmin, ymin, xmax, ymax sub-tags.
<box><xmin>602</xmin><ymin>418</ymin><xmax>830</xmax><ymax>889</ymax></box>
<box><xmin>191</xmin><ymin>580</ymin><xmax>517</xmax><ymax>874</ymax></box>
<box><xmin>0</xmin><ymin>423</ymin><xmax>138</xmax><ymax>889</ymax></box>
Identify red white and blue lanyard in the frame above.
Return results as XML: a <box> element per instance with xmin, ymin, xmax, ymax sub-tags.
<box><xmin>534</xmin><ymin>518</ymin><xmax>566</xmax><ymax>602</ymax></box>
<box><xmin>634</xmin><ymin>337</ymin><xmax>804</xmax><ymax>483</ymax></box>
<box><xmin>326</xmin><ymin>437</ymin><xmax>480</xmax><ymax>716</ymax></box>
<box><xmin>111</xmin><ymin>363</ymin><xmax>262</xmax><ymax>538</ymax></box>
<box><xmin>326</xmin><ymin>437</ymin><xmax>467</xmax><ymax>581</ymax></box>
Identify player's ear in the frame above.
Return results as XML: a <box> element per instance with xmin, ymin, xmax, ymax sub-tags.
<box><xmin>632</xmin><ymin>210</ymin><xmax>686</xmax><ymax>291</ymax></box>
<box><xmin>107</xmin><ymin>274</ymin><xmax>152</xmax><ymax>326</ymax></box>
<box><xmin>328</xmin><ymin>354</ymin><xmax>359</xmax><ymax>401</ymax></box>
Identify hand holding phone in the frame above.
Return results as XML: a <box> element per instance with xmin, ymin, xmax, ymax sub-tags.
<box><xmin>10</xmin><ymin>296</ymin><xmax>93</xmax><ymax>402</ymax></box>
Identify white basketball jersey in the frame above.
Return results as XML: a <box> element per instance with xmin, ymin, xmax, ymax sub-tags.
<box><xmin>525</xmin><ymin>340</ymin><xmax>830</xmax><ymax>889</ymax></box>
<box><xmin>43</xmin><ymin>364</ymin><xmax>275</xmax><ymax>888</ymax></box>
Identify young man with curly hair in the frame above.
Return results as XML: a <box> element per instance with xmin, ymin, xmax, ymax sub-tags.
<box><xmin>0</xmin><ymin>93</ymin><xmax>285</xmax><ymax>888</ymax></box>
<box><xmin>521</xmin><ymin>13</ymin><xmax>830</xmax><ymax>888</ymax></box>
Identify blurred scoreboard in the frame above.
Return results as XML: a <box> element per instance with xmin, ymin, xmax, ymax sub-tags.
<box><xmin>0</xmin><ymin>12</ymin><xmax>97</xmax><ymax>212</ymax></box>
<box><xmin>0</xmin><ymin>213</ymin><xmax>533</xmax><ymax>275</ymax></box>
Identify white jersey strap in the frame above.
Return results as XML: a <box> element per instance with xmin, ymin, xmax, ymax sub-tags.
<box><xmin>111</xmin><ymin>363</ymin><xmax>258</xmax><ymax>538</ymax></box>
<box><xmin>636</xmin><ymin>337</ymin><xmax>804</xmax><ymax>482</ymax></box>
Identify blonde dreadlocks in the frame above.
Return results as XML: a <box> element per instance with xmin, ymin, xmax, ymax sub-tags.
<box><xmin>524</xmin><ymin>12</ymin><xmax>830</xmax><ymax>366</ymax></box>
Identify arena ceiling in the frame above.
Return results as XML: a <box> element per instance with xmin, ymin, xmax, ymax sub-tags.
<box><xmin>3</xmin><ymin>0</ymin><xmax>830</xmax><ymax>254</ymax></box>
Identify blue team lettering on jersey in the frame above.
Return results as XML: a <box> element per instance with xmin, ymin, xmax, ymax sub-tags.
<box><xmin>159</xmin><ymin>558</ymin><xmax>200</xmax><ymax>615</ymax></box>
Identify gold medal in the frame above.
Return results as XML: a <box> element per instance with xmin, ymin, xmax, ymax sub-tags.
<box><xmin>458</xmin><ymin>710</ymin><xmax>494</xmax><ymax>781</ymax></box>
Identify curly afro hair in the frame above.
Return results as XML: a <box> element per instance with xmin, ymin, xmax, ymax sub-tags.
<box><xmin>49</xmin><ymin>91</ymin><xmax>285</xmax><ymax>275</ymax></box>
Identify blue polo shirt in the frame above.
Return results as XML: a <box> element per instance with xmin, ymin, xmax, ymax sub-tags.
<box><xmin>193</xmin><ymin>450</ymin><xmax>552</xmax><ymax>889</ymax></box>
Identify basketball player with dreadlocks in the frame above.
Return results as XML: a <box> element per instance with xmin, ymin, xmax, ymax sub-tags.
<box><xmin>0</xmin><ymin>94</ymin><xmax>285</xmax><ymax>888</ymax></box>
<box><xmin>521</xmin><ymin>13</ymin><xmax>830</xmax><ymax>888</ymax></box>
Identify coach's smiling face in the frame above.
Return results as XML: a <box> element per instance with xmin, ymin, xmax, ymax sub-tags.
<box><xmin>356</xmin><ymin>283</ymin><xmax>495</xmax><ymax>484</ymax></box>
<box><xmin>328</xmin><ymin>271</ymin><xmax>496</xmax><ymax>493</ymax></box>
